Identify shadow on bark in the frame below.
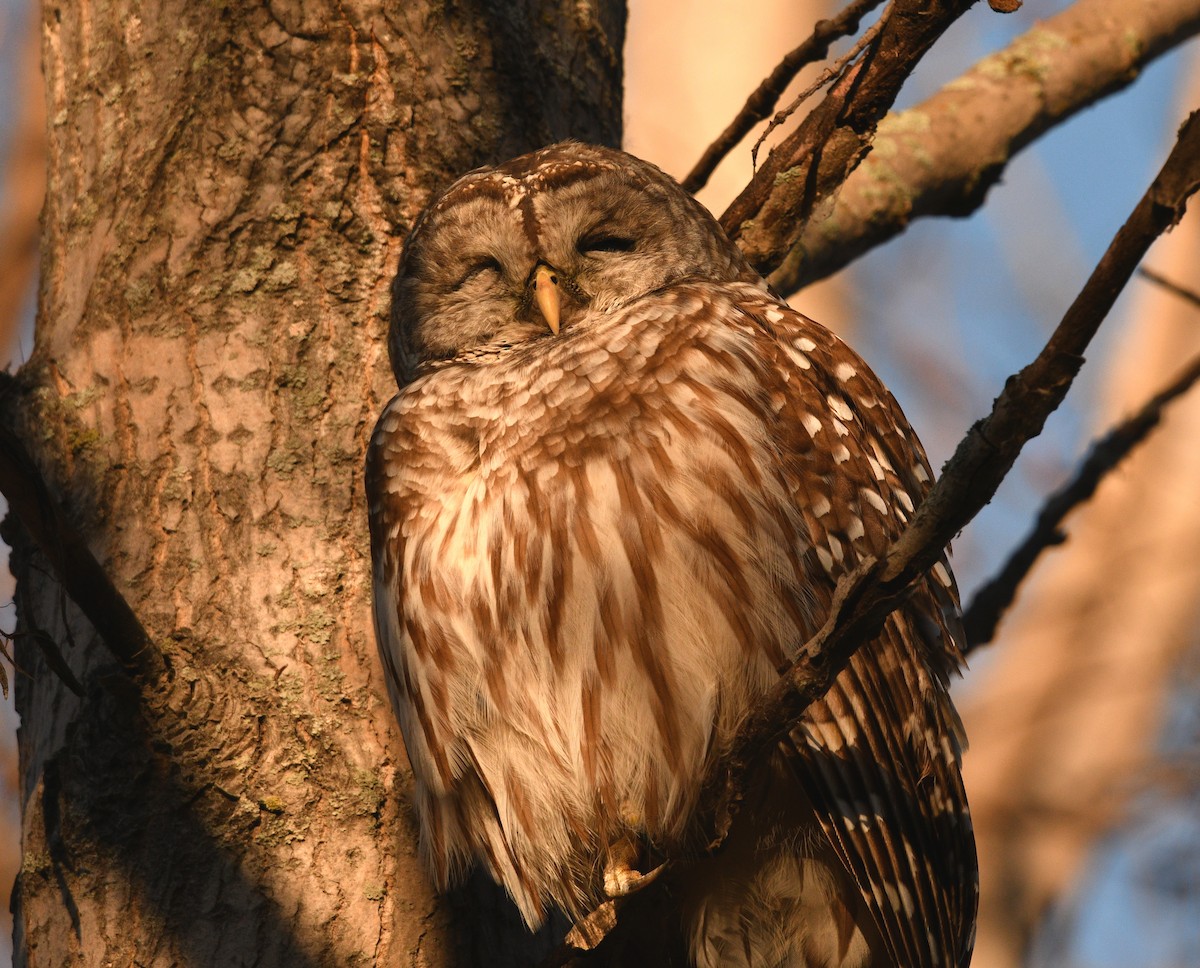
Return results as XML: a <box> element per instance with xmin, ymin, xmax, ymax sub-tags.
<box><xmin>9</xmin><ymin>644</ymin><xmax>328</xmax><ymax>966</ymax></box>
<box><xmin>447</xmin><ymin>870</ymin><xmax>567</xmax><ymax>965</ymax></box>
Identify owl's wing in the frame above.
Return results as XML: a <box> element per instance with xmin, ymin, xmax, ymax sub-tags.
<box><xmin>743</xmin><ymin>294</ymin><xmax>978</xmax><ymax>968</ymax></box>
<box><xmin>365</xmin><ymin>391</ymin><xmax>529</xmax><ymax>903</ymax></box>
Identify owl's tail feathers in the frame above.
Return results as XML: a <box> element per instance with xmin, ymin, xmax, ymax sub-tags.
<box><xmin>421</xmin><ymin>775</ymin><xmax>556</xmax><ymax>930</ymax></box>
<box><xmin>683</xmin><ymin>848</ymin><xmax>878</xmax><ymax>968</ymax></box>
<box><xmin>677</xmin><ymin>755</ymin><xmax>884</xmax><ymax>968</ymax></box>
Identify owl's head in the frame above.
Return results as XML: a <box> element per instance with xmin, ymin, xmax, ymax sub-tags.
<box><xmin>388</xmin><ymin>142</ymin><xmax>759</xmax><ymax>384</ymax></box>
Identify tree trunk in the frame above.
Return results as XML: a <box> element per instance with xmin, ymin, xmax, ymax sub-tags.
<box><xmin>4</xmin><ymin>2</ymin><xmax>623</xmax><ymax>965</ymax></box>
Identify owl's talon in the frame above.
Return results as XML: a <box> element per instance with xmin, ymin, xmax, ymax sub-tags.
<box><xmin>603</xmin><ymin>839</ymin><xmax>664</xmax><ymax>897</ymax></box>
<box><xmin>604</xmin><ymin>860</ymin><xmax>664</xmax><ymax>896</ymax></box>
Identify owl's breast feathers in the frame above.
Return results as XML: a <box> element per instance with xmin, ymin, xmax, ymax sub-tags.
<box><xmin>366</xmin><ymin>280</ymin><xmax>975</xmax><ymax>964</ymax></box>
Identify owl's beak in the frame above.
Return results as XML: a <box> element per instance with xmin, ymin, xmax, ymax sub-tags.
<box><xmin>532</xmin><ymin>264</ymin><xmax>561</xmax><ymax>335</ymax></box>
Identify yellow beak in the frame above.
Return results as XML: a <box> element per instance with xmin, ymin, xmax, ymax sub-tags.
<box><xmin>533</xmin><ymin>264</ymin><xmax>561</xmax><ymax>335</ymax></box>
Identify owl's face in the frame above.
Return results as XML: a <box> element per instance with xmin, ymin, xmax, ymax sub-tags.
<box><xmin>388</xmin><ymin>142</ymin><xmax>758</xmax><ymax>383</ymax></box>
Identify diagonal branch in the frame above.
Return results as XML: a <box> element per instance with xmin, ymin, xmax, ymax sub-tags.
<box><xmin>1139</xmin><ymin>265</ymin><xmax>1200</xmax><ymax>309</ymax></box>
<box><xmin>770</xmin><ymin>0</ymin><xmax>1200</xmax><ymax>294</ymax></box>
<box><xmin>698</xmin><ymin>108</ymin><xmax>1200</xmax><ymax>841</ymax></box>
<box><xmin>750</xmin><ymin>10</ymin><xmax>892</xmax><ymax>172</ymax></box>
<box><xmin>681</xmin><ymin>0</ymin><xmax>887</xmax><ymax>195</ymax></box>
<box><xmin>963</xmin><ymin>351</ymin><xmax>1200</xmax><ymax>649</ymax></box>
<box><xmin>721</xmin><ymin>0</ymin><xmax>980</xmax><ymax>276</ymax></box>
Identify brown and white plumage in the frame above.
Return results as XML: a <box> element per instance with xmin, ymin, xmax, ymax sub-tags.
<box><xmin>367</xmin><ymin>143</ymin><xmax>976</xmax><ymax>967</ymax></box>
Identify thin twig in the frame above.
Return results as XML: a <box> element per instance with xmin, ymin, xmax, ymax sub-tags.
<box><xmin>767</xmin><ymin>0</ymin><xmax>1200</xmax><ymax>295</ymax></box>
<box><xmin>1138</xmin><ymin>265</ymin><xmax>1200</xmax><ymax>310</ymax></box>
<box><xmin>721</xmin><ymin>0</ymin><xmax>978</xmax><ymax>276</ymax></box>
<box><xmin>750</xmin><ymin>8</ymin><xmax>891</xmax><ymax>170</ymax></box>
<box><xmin>681</xmin><ymin>0</ymin><xmax>887</xmax><ymax>195</ymax></box>
<box><xmin>963</xmin><ymin>352</ymin><xmax>1200</xmax><ymax>649</ymax></box>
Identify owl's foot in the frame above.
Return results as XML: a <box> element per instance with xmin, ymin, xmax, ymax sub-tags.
<box><xmin>603</xmin><ymin>839</ymin><xmax>665</xmax><ymax>897</ymax></box>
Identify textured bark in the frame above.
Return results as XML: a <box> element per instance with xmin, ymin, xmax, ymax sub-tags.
<box><xmin>7</xmin><ymin>2</ymin><xmax>1199</xmax><ymax>966</ymax></box>
<box><xmin>4</xmin><ymin>2</ymin><xmax>622</xmax><ymax>966</ymax></box>
<box><xmin>771</xmin><ymin>0</ymin><xmax>1200</xmax><ymax>294</ymax></box>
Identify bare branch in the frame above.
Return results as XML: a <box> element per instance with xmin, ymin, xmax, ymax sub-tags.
<box><xmin>722</xmin><ymin>0</ymin><xmax>980</xmax><ymax>275</ymax></box>
<box><xmin>771</xmin><ymin>0</ymin><xmax>1200</xmax><ymax>294</ymax></box>
<box><xmin>750</xmin><ymin>10</ymin><xmax>890</xmax><ymax>170</ymax></box>
<box><xmin>0</xmin><ymin>377</ymin><xmax>165</xmax><ymax>682</ymax></box>
<box><xmin>963</xmin><ymin>352</ymin><xmax>1200</xmax><ymax>649</ymax></box>
<box><xmin>682</xmin><ymin>0</ymin><xmax>887</xmax><ymax>195</ymax></box>
<box><xmin>701</xmin><ymin>105</ymin><xmax>1200</xmax><ymax>850</ymax></box>
<box><xmin>1139</xmin><ymin>265</ymin><xmax>1200</xmax><ymax>309</ymax></box>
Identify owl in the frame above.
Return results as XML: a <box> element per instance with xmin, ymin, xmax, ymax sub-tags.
<box><xmin>366</xmin><ymin>142</ymin><xmax>977</xmax><ymax>968</ymax></box>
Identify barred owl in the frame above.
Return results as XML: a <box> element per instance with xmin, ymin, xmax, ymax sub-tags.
<box><xmin>366</xmin><ymin>142</ymin><xmax>977</xmax><ymax>968</ymax></box>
